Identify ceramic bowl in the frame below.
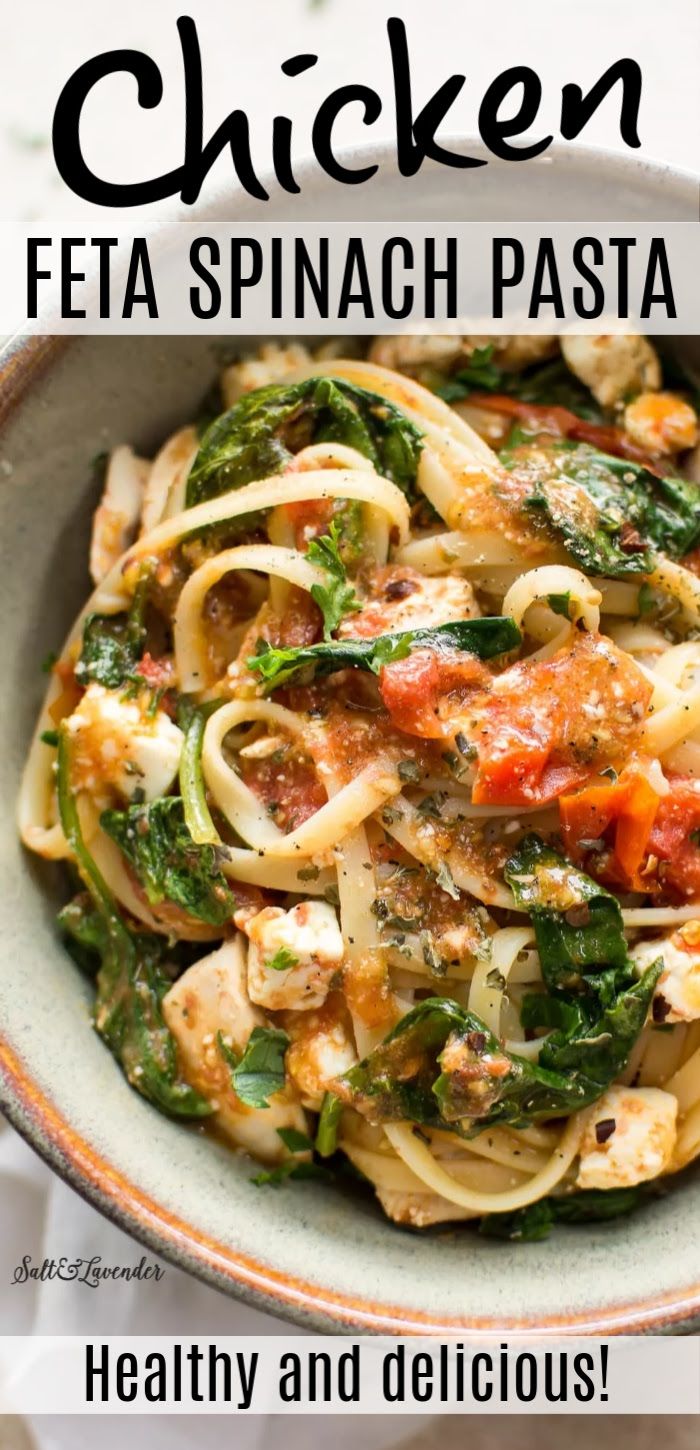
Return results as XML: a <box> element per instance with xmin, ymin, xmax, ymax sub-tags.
<box><xmin>2</xmin><ymin>144</ymin><xmax>700</xmax><ymax>1333</ymax></box>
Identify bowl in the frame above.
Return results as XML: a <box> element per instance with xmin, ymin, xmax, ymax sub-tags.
<box><xmin>2</xmin><ymin>144</ymin><xmax>700</xmax><ymax>1334</ymax></box>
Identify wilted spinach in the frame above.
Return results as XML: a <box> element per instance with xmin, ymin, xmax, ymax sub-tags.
<box><xmin>479</xmin><ymin>1186</ymin><xmax>644</xmax><ymax>1242</ymax></box>
<box><xmin>437</xmin><ymin>350</ymin><xmax>603</xmax><ymax>421</ymax></box>
<box><xmin>57</xmin><ymin>730</ymin><xmax>211</xmax><ymax>1118</ymax></box>
<box><xmin>248</xmin><ymin>615</ymin><xmax>521</xmax><ymax>692</ymax></box>
<box><xmin>75</xmin><ymin>569</ymin><xmax>152</xmax><ymax>689</ymax></box>
<box><xmin>101</xmin><ymin>796</ymin><xmax>235</xmax><ymax>926</ymax></box>
<box><xmin>187</xmin><ymin>377</ymin><xmax>424</xmax><ymax>506</ymax></box>
<box><xmin>502</xmin><ymin>440</ymin><xmax>700</xmax><ymax>577</ymax></box>
<box><xmin>504</xmin><ymin>834</ymin><xmax>630</xmax><ymax>990</ymax></box>
<box><xmin>335</xmin><ymin>965</ymin><xmax>658</xmax><ymax>1133</ymax></box>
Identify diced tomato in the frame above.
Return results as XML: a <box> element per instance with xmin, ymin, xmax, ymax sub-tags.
<box><xmin>380</xmin><ymin>633</ymin><xmax>651</xmax><ymax>808</ymax></box>
<box><xmin>560</xmin><ymin>763</ymin><xmax>662</xmax><ymax>889</ymax></box>
<box><xmin>240</xmin><ymin>750</ymin><xmax>327</xmax><ymax>833</ymax></box>
<box><xmin>682</xmin><ymin>547</ymin><xmax>700</xmax><ymax>579</ymax></box>
<box><xmin>647</xmin><ymin>776</ymin><xmax>700</xmax><ymax>899</ymax></box>
<box><xmin>474</xmin><ymin>743</ymin><xmax>589</xmax><ymax>807</ymax></box>
<box><xmin>473</xmin><ymin>635</ymin><xmax>652</xmax><ymax>807</ymax></box>
<box><xmin>136</xmin><ymin>652</ymin><xmax>174</xmax><ymax>688</ymax></box>
<box><xmin>468</xmin><ymin>393</ymin><xmax>657</xmax><ymax>468</ymax></box>
<box><xmin>379</xmin><ymin>648</ymin><xmax>490</xmax><ymax>740</ymax></box>
<box><xmin>282</xmin><ymin>497</ymin><xmax>334</xmax><ymax>550</ymax></box>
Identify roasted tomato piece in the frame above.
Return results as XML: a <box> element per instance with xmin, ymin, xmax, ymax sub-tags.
<box><xmin>240</xmin><ymin>745</ymin><xmax>327</xmax><ymax>832</ymax></box>
<box><xmin>472</xmin><ymin>635</ymin><xmax>651</xmax><ymax>806</ymax></box>
<box><xmin>647</xmin><ymin>777</ymin><xmax>700</xmax><ymax>899</ymax></box>
<box><xmin>560</xmin><ymin>762</ymin><xmax>662</xmax><ymax>889</ymax></box>
<box><xmin>379</xmin><ymin>648</ymin><xmax>491</xmax><ymax>740</ymax></box>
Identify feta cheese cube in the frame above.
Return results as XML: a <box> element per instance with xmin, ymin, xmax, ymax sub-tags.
<box><xmin>244</xmin><ymin>901</ymin><xmax>344</xmax><ymax>1012</ymax></box>
<box><xmin>286</xmin><ymin>1005</ymin><xmax>357</xmax><ymax>1109</ymax></box>
<box><xmin>65</xmin><ymin>682</ymin><xmax>182</xmax><ymax>804</ymax></box>
<box><xmin>337</xmin><ymin>569</ymin><xmax>478</xmax><ymax>641</ymax></box>
<box><xmin>631</xmin><ymin>927</ymin><xmax>700</xmax><ymax>1023</ymax></box>
<box><xmin>561</xmin><ymin>333</ymin><xmax>661</xmax><ymax>409</ymax></box>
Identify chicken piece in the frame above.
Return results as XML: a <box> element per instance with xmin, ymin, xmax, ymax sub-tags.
<box><xmin>64</xmin><ymin>683</ymin><xmax>182</xmax><ymax>805</ymax></box>
<box><xmin>140</xmin><ymin>426</ymin><xmax>198</xmax><ymax>536</ymax></box>
<box><xmin>624</xmin><ymin>392</ymin><xmax>698</xmax><ymax>456</ymax></box>
<box><xmin>576</xmin><ymin>1085</ymin><xmax>677</xmax><ymax>1190</ymax></box>
<box><xmin>243</xmin><ymin>901</ymin><xmax>344</xmax><ymax>1012</ymax></box>
<box><xmin>631</xmin><ymin>924</ymin><xmax>700</xmax><ymax>1023</ymax></box>
<box><xmin>368</xmin><ymin>334</ymin><xmax>557</xmax><ymax>376</ymax></box>
<box><xmin>162</xmin><ymin>937</ymin><xmax>307</xmax><ymax>1161</ymax></box>
<box><xmin>337</xmin><ymin>565</ymin><xmax>478</xmax><ymax>641</ymax></box>
<box><xmin>220</xmin><ymin>344</ymin><xmax>313</xmax><ymax>408</ymax></box>
<box><xmin>89</xmin><ymin>446</ymin><xmax>149</xmax><ymax>585</ymax></box>
<box><xmin>369</xmin><ymin>335</ymin><xmax>464</xmax><ymax>373</ymax></box>
<box><xmin>284</xmin><ymin>996</ymin><xmax>357</xmax><ymax>1110</ymax></box>
<box><xmin>372</xmin><ymin>1187</ymin><xmax>475</xmax><ymax>1227</ymax></box>
<box><xmin>561</xmin><ymin>333</ymin><xmax>661</xmax><ymax>409</ymax></box>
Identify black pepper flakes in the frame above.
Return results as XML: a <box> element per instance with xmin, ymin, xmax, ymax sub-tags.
<box><xmin>595</xmin><ymin>1118</ymin><xmax>616</xmax><ymax>1145</ymax></box>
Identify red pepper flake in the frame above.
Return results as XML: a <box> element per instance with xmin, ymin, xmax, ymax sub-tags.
<box><xmin>595</xmin><ymin>1117</ymin><xmax>616</xmax><ymax>1145</ymax></box>
<box><xmin>652</xmin><ymin>994</ymin><xmax>671</xmax><ymax>1023</ymax></box>
<box><xmin>384</xmin><ymin>578</ymin><xmax>418</xmax><ymax>601</ymax></box>
<box><xmin>619</xmin><ymin>522</ymin><xmax>646</xmax><ymax>554</ymax></box>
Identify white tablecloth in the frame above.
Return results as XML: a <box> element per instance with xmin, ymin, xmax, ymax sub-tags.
<box><xmin>0</xmin><ymin>1121</ymin><xmax>418</xmax><ymax>1448</ymax></box>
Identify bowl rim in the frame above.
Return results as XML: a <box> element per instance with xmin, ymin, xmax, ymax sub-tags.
<box><xmin>3</xmin><ymin>142</ymin><xmax>700</xmax><ymax>1333</ymax></box>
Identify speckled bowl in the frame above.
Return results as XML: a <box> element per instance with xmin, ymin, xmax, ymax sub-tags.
<box><xmin>2</xmin><ymin>145</ymin><xmax>700</xmax><ymax>1333</ymax></box>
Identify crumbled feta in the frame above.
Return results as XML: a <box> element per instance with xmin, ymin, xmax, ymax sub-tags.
<box><xmin>244</xmin><ymin>901</ymin><xmax>344</xmax><ymax>1011</ymax></box>
<box><xmin>576</xmin><ymin>1085</ymin><xmax>677</xmax><ymax>1191</ymax></box>
<box><xmin>631</xmin><ymin>928</ymin><xmax>700</xmax><ymax>1023</ymax></box>
<box><xmin>338</xmin><ymin>570</ymin><xmax>478</xmax><ymax>641</ymax></box>
<box><xmin>286</xmin><ymin>1008</ymin><xmax>357</xmax><ymax>1109</ymax></box>
<box><xmin>65</xmin><ymin>682</ymin><xmax>182</xmax><ymax>804</ymax></box>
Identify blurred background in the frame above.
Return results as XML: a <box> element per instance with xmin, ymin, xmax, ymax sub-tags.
<box><xmin>1</xmin><ymin>0</ymin><xmax>698</xmax><ymax>241</ymax></box>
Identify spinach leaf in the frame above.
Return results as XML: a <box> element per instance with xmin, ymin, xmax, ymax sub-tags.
<box><xmin>177</xmin><ymin>696</ymin><xmax>222</xmax><ymax>846</ymax></box>
<box><xmin>437</xmin><ymin>345</ymin><xmax>507</xmax><ymax>399</ymax></box>
<box><xmin>219</xmin><ymin>1026</ymin><xmax>290</xmax><ymax>1109</ymax></box>
<box><xmin>56</xmin><ymin>731</ymin><xmax>211</xmax><ymax>1119</ymax></box>
<box><xmin>438</xmin><ymin>354</ymin><xmax>603</xmax><ymax>421</ymax></box>
<box><xmin>75</xmin><ymin>572</ymin><xmax>149</xmax><ymax>689</ymax></box>
<box><xmin>251</xmin><ymin>1159</ymin><xmax>332</xmax><ymax>1188</ymax></box>
<box><xmin>479</xmin><ymin>1185</ymin><xmax>644</xmax><ymax>1242</ymax></box>
<box><xmin>186</xmin><ymin>377</ymin><xmax>424</xmax><ymax>506</ymax></box>
<box><xmin>504</xmin><ymin>834</ymin><xmax>629</xmax><ymax>989</ymax></box>
<box><xmin>306</xmin><ymin>520</ymin><xmax>361</xmax><ymax>639</ymax></box>
<box><xmin>503</xmin><ymin>440</ymin><xmax>700</xmax><ymax>578</ymax></box>
<box><xmin>315</xmin><ymin>1091</ymin><xmax>344</xmax><ymax>1157</ymax></box>
<box><xmin>248</xmin><ymin>615</ymin><xmax>521</xmax><ymax>692</ymax></box>
<box><xmin>277</xmin><ymin>1127</ymin><xmax>314</xmax><ymax>1153</ymax></box>
<box><xmin>524</xmin><ymin>965</ymin><xmax>660</xmax><ymax>1093</ymax></box>
<box><xmin>101</xmin><ymin>796</ymin><xmax>235</xmax><ymax>927</ymax></box>
<box><xmin>336</xmin><ymin>966</ymin><xmax>659</xmax><ymax>1132</ymax></box>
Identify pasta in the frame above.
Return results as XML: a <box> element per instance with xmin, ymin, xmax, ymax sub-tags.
<box><xmin>17</xmin><ymin>332</ymin><xmax>700</xmax><ymax>1239</ymax></box>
